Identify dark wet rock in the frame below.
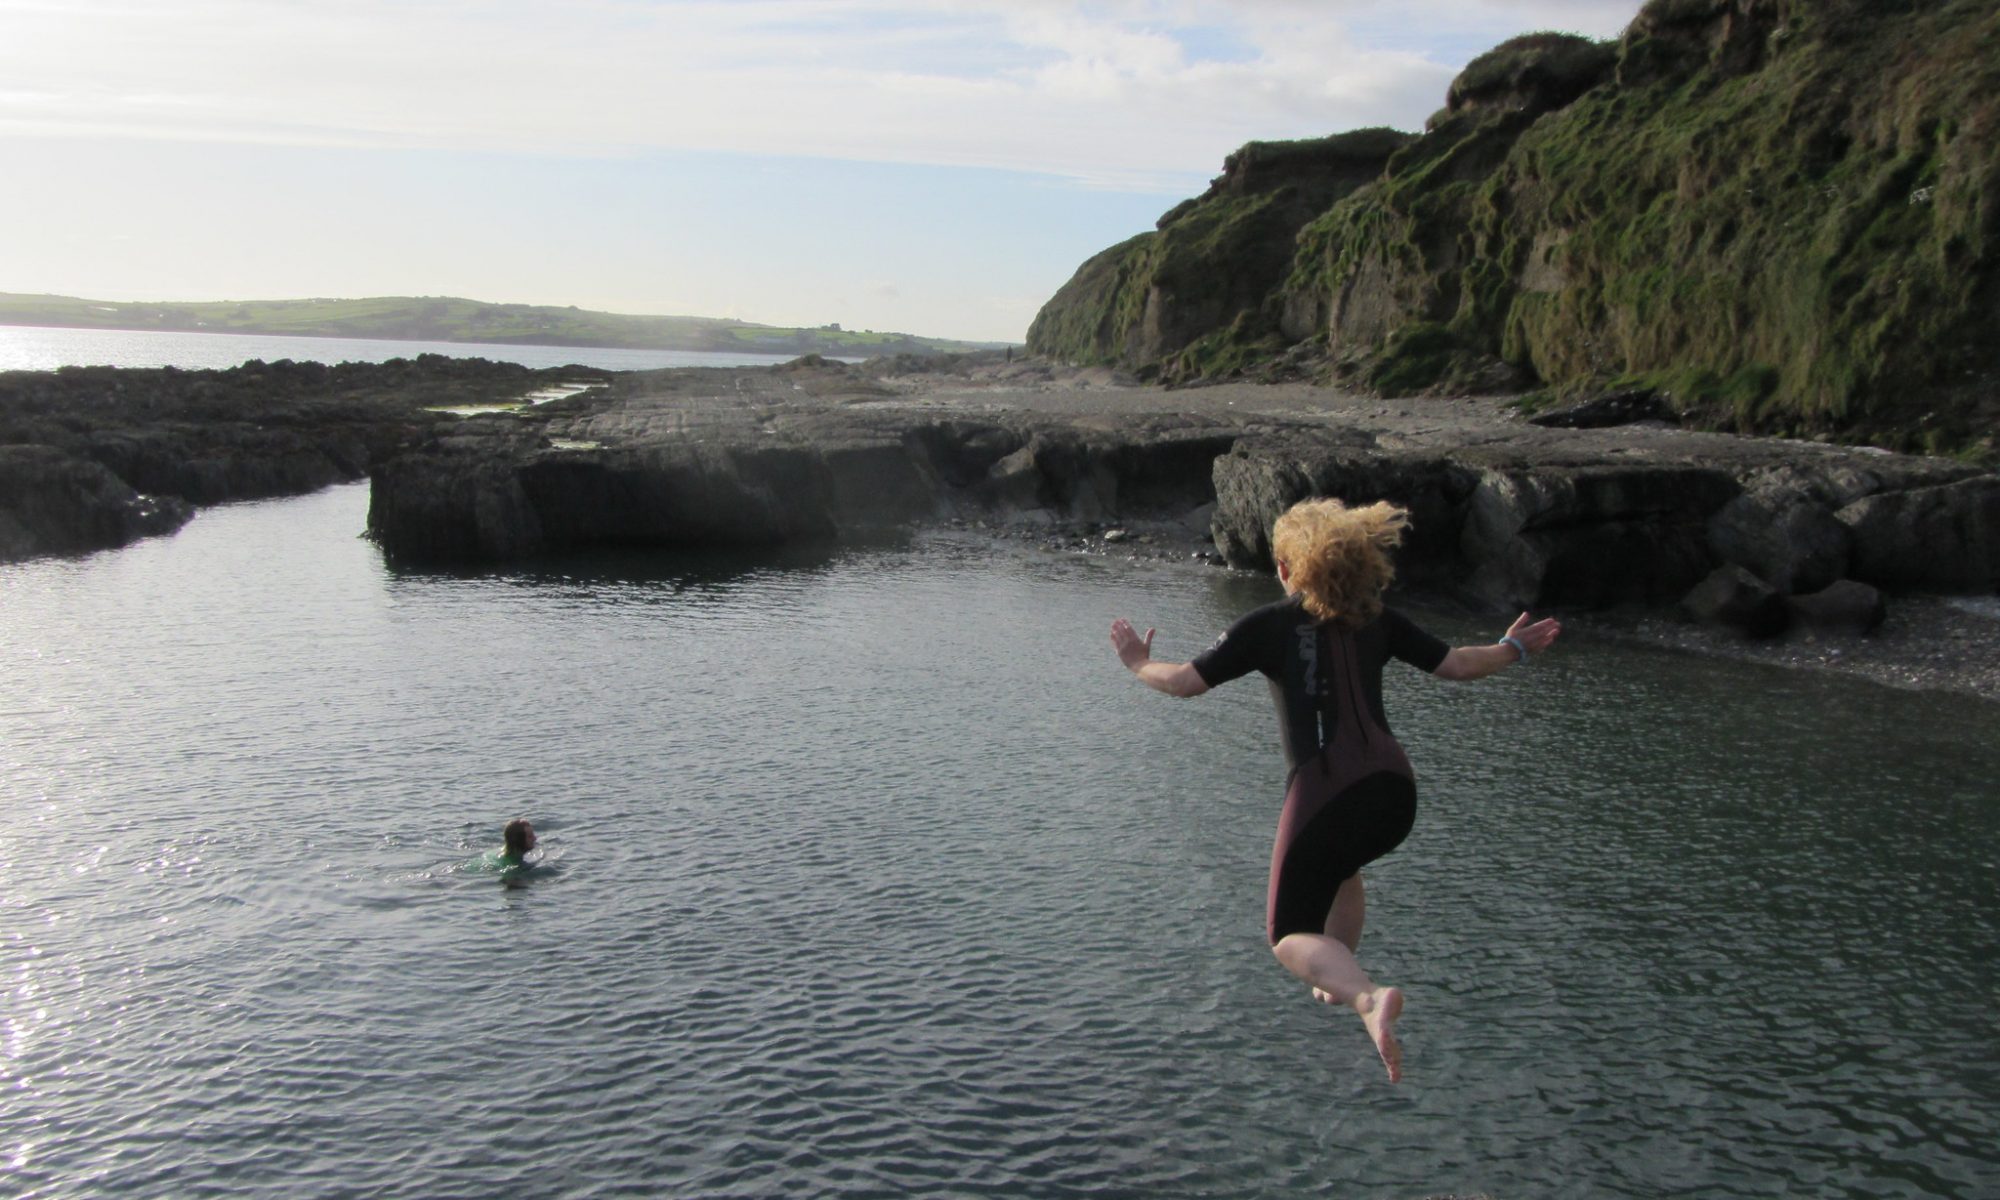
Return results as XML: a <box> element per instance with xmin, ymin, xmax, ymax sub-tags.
<box><xmin>368</xmin><ymin>435</ymin><xmax>546</xmax><ymax>563</ymax></box>
<box><xmin>367</xmin><ymin>366</ymin><xmax>1241</xmax><ymax>564</ymax></box>
<box><xmin>904</xmin><ymin>422</ymin><xmax>1026</xmax><ymax>487</ymax></box>
<box><xmin>1462</xmin><ymin>463</ymin><xmax>1736</xmax><ymax>609</ymax></box>
<box><xmin>0</xmin><ymin>443</ymin><xmax>193</xmax><ymax>559</ymax></box>
<box><xmin>977</xmin><ymin>434</ymin><xmax>1119</xmax><ymax>520</ymax></box>
<box><xmin>347</xmin><ymin>361</ymin><xmax>2000</xmax><ymax>619</ymax></box>
<box><xmin>1209</xmin><ymin>430</ymin><xmax>1472</xmax><ymax>585</ymax></box>
<box><xmin>0</xmin><ymin>356</ymin><xmax>608</xmax><ymax>562</ymax></box>
<box><xmin>1708</xmin><ymin>478</ymin><xmax>1854</xmax><ymax>595</ymax></box>
<box><xmin>1206</xmin><ymin>425</ymin><xmax>1741</xmax><ymax>609</ymax></box>
<box><xmin>1527</xmin><ymin>388</ymin><xmax>1675</xmax><ymax>429</ymax></box>
<box><xmin>1786</xmin><ymin>579</ymin><xmax>1887</xmax><ymax>636</ymax></box>
<box><xmin>1706</xmin><ymin>458</ymin><xmax>1982</xmax><ymax>594</ymax></box>
<box><xmin>1201</xmin><ymin>406</ymin><xmax>1996</xmax><ymax>611</ymax></box>
<box><xmin>1681</xmin><ymin>564</ymin><xmax>1790</xmax><ymax>638</ymax></box>
<box><xmin>1837</xmin><ymin>477</ymin><xmax>2000</xmax><ymax>588</ymax></box>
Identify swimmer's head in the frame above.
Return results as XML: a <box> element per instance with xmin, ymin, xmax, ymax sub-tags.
<box><xmin>1272</xmin><ymin>498</ymin><xmax>1409</xmax><ymax>627</ymax></box>
<box><xmin>503</xmin><ymin>818</ymin><xmax>537</xmax><ymax>859</ymax></box>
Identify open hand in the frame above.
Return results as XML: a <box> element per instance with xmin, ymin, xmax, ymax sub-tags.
<box><xmin>1505</xmin><ymin>612</ymin><xmax>1562</xmax><ymax>656</ymax></box>
<box><xmin>1109</xmin><ymin>618</ymin><xmax>1156</xmax><ymax>671</ymax></box>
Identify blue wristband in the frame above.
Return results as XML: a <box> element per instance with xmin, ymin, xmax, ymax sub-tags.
<box><xmin>1499</xmin><ymin>635</ymin><xmax>1529</xmax><ymax>663</ymax></box>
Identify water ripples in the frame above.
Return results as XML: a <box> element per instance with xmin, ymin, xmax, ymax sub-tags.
<box><xmin>3</xmin><ymin>486</ymin><xmax>1998</xmax><ymax>1197</ymax></box>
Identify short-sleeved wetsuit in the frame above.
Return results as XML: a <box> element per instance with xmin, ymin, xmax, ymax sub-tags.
<box><xmin>1191</xmin><ymin>597</ymin><xmax>1448</xmax><ymax>943</ymax></box>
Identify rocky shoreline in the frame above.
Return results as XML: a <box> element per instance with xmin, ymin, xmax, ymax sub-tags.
<box><xmin>360</xmin><ymin>353</ymin><xmax>1999</xmax><ymax>700</ymax></box>
<box><xmin>978</xmin><ymin>516</ymin><xmax>2000</xmax><ymax>704</ymax></box>
<box><xmin>5</xmin><ymin>353</ymin><xmax>1996</xmax><ymax>703</ymax></box>
<box><xmin>918</xmin><ymin>495</ymin><xmax>2000</xmax><ymax>704</ymax></box>
<box><xmin>0</xmin><ymin>355</ymin><xmax>611</xmax><ymax>561</ymax></box>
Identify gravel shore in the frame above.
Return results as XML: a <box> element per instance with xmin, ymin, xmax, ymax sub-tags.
<box><xmin>1583</xmin><ymin>593</ymin><xmax>2000</xmax><ymax>704</ymax></box>
<box><xmin>988</xmin><ymin>516</ymin><xmax>2000</xmax><ymax>706</ymax></box>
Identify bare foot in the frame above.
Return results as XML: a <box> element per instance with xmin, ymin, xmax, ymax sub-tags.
<box><xmin>1312</xmin><ymin>987</ymin><xmax>1339</xmax><ymax>1004</ymax></box>
<box><xmin>1355</xmin><ymin>987</ymin><xmax>1404</xmax><ymax>1083</ymax></box>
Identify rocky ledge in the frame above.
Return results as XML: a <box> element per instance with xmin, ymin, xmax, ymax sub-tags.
<box><xmin>368</xmin><ymin>357</ymin><xmax>1999</xmax><ymax>654</ymax></box>
<box><xmin>368</xmin><ymin>357</ymin><xmax>1236</xmax><ymax>564</ymax></box>
<box><xmin>0</xmin><ymin>356</ymin><xmax>611</xmax><ymax>561</ymax></box>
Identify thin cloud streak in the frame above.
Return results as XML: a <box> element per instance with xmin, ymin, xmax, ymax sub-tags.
<box><xmin>3</xmin><ymin>0</ymin><xmax>1644</xmax><ymax>190</ymax></box>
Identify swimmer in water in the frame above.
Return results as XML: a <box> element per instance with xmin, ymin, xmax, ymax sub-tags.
<box><xmin>1110</xmin><ymin>497</ymin><xmax>1560</xmax><ymax>1082</ymax></box>
<box><xmin>498</xmin><ymin>818</ymin><xmax>537</xmax><ymax>867</ymax></box>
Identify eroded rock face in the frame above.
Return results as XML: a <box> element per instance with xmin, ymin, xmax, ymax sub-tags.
<box><xmin>1025</xmin><ymin>129</ymin><xmax>1411</xmax><ymax>378</ymax></box>
<box><xmin>1209</xmin><ymin>432</ymin><xmax>1471</xmax><ymax>583</ymax></box>
<box><xmin>0</xmin><ymin>356</ymin><xmax>602</xmax><ymax>562</ymax></box>
<box><xmin>0</xmin><ymin>444</ymin><xmax>192</xmax><ymax>560</ymax></box>
<box><xmin>1838</xmin><ymin>477</ymin><xmax>2000</xmax><ymax>587</ymax></box>
<box><xmin>1460</xmin><ymin>464</ymin><xmax>1736</xmax><ymax>608</ymax></box>
<box><xmin>1033</xmin><ymin>0</ymin><xmax>2000</xmax><ymax>456</ymax></box>
<box><xmin>1209</xmin><ymin>431</ymin><xmax>1749</xmax><ymax>609</ymax></box>
<box><xmin>366</xmin><ymin>364</ymin><xmax>1243</xmax><ymax>564</ymax></box>
<box><xmin>368</xmin><ymin>436</ymin><xmax>546</xmax><ymax>563</ymax></box>
<box><xmin>1709</xmin><ymin>489</ymin><xmax>1853</xmax><ymax>595</ymax></box>
<box><xmin>1199</xmin><ymin>406</ymin><xmax>2000</xmax><ymax>609</ymax></box>
<box><xmin>370</xmin><ymin>361</ymin><xmax>1999</xmax><ymax>609</ymax></box>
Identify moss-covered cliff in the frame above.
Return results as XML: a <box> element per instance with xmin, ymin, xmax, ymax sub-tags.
<box><xmin>1030</xmin><ymin>0</ymin><xmax>2000</xmax><ymax>457</ymax></box>
<box><xmin>1025</xmin><ymin>129</ymin><xmax>1411</xmax><ymax>383</ymax></box>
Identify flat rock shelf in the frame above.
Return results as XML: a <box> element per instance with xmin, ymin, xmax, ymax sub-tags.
<box><xmin>364</xmin><ymin>358</ymin><xmax>2000</xmax><ymax>699</ymax></box>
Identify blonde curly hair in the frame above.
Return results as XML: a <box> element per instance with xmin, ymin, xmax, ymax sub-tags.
<box><xmin>1271</xmin><ymin>498</ymin><xmax>1410</xmax><ymax>627</ymax></box>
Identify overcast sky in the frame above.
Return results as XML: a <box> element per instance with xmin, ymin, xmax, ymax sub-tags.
<box><xmin>1</xmin><ymin>0</ymin><xmax>1644</xmax><ymax>342</ymax></box>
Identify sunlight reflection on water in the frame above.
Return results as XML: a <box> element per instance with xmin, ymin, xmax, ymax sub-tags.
<box><xmin>2</xmin><ymin>484</ymin><xmax>1996</xmax><ymax>1198</ymax></box>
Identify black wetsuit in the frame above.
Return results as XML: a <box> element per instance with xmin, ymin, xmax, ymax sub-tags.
<box><xmin>1191</xmin><ymin>597</ymin><xmax>1448</xmax><ymax>944</ymax></box>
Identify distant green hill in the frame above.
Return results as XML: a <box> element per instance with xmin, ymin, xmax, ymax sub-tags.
<box><xmin>0</xmin><ymin>292</ymin><xmax>1011</xmax><ymax>358</ymax></box>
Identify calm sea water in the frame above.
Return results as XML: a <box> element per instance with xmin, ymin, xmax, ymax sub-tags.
<box><xmin>3</xmin><ymin>485</ymin><xmax>1996</xmax><ymax>1199</ymax></box>
<box><xmin>0</xmin><ymin>324</ymin><xmax>809</xmax><ymax>373</ymax></box>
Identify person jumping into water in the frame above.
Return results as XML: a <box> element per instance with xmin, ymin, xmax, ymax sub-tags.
<box><xmin>1109</xmin><ymin>497</ymin><xmax>1560</xmax><ymax>1082</ymax></box>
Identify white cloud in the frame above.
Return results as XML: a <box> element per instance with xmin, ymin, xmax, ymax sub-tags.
<box><xmin>0</xmin><ymin>0</ymin><xmax>1644</xmax><ymax>190</ymax></box>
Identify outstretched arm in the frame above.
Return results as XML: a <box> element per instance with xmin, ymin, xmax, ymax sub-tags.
<box><xmin>1110</xmin><ymin>618</ymin><xmax>1210</xmax><ymax>698</ymax></box>
<box><xmin>1433</xmin><ymin>612</ymin><xmax>1562</xmax><ymax>681</ymax></box>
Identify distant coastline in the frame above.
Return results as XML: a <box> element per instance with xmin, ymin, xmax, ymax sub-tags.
<box><xmin>0</xmin><ymin>291</ymin><xmax>1011</xmax><ymax>360</ymax></box>
<box><xmin>0</xmin><ymin>323</ymin><xmax>831</xmax><ymax>374</ymax></box>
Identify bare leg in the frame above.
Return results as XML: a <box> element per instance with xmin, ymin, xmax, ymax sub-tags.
<box><xmin>1274</xmin><ymin>934</ymin><xmax>1404</xmax><ymax>1082</ymax></box>
<box><xmin>1311</xmin><ymin>873</ymin><xmax>1366</xmax><ymax>1002</ymax></box>
<box><xmin>1275</xmin><ymin>905</ymin><xmax>1404</xmax><ymax>1082</ymax></box>
<box><xmin>1326</xmin><ymin>872</ymin><xmax>1365</xmax><ymax>952</ymax></box>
